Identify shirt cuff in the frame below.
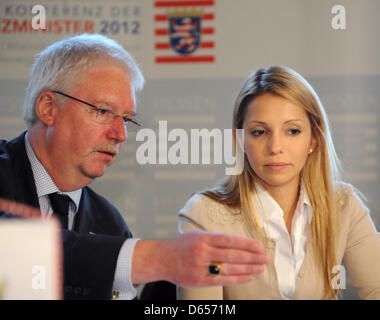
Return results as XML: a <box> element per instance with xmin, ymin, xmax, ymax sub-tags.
<box><xmin>112</xmin><ymin>238</ymin><xmax>140</xmax><ymax>300</ymax></box>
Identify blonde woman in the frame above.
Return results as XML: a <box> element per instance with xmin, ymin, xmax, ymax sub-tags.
<box><xmin>178</xmin><ymin>66</ymin><xmax>380</xmax><ymax>300</ymax></box>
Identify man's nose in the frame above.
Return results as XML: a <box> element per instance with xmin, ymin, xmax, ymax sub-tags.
<box><xmin>108</xmin><ymin>116</ymin><xmax>127</xmax><ymax>143</ymax></box>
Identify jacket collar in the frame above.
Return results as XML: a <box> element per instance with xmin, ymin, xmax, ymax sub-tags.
<box><xmin>6</xmin><ymin>131</ymin><xmax>39</xmax><ymax>208</ymax></box>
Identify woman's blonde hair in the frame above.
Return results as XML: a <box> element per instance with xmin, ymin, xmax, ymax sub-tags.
<box><xmin>203</xmin><ymin>66</ymin><xmax>342</xmax><ymax>299</ymax></box>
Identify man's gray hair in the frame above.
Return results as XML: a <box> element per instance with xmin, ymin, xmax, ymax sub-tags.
<box><xmin>22</xmin><ymin>33</ymin><xmax>145</xmax><ymax>127</ymax></box>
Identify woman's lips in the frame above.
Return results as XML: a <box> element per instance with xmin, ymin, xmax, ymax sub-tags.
<box><xmin>264</xmin><ymin>163</ymin><xmax>289</xmax><ymax>171</ymax></box>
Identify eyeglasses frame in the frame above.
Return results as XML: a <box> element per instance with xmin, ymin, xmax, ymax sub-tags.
<box><xmin>51</xmin><ymin>90</ymin><xmax>141</xmax><ymax>128</ymax></box>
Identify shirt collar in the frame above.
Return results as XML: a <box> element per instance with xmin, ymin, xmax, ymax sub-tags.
<box><xmin>253</xmin><ymin>181</ymin><xmax>312</xmax><ymax>224</ymax></box>
<box><xmin>24</xmin><ymin>132</ymin><xmax>82</xmax><ymax>212</ymax></box>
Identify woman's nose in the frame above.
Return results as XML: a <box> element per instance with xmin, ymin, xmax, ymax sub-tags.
<box><xmin>267</xmin><ymin>133</ymin><xmax>283</xmax><ymax>154</ymax></box>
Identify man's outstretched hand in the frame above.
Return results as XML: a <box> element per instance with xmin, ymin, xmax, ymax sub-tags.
<box><xmin>132</xmin><ymin>230</ymin><xmax>271</xmax><ymax>287</ymax></box>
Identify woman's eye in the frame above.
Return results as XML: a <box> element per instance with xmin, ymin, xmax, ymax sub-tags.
<box><xmin>288</xmin><ymin>128</ymin><xmax>301</xmax><ymax>135</ymax></box>
<box><xmin>251</xmin><ymin>130</ymin><xmax>265</xmax><ymax>136</ymax></box>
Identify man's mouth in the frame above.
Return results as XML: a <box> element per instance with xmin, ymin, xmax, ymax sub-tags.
<box><xmin>100</xmin><ymin>151</ymin><xmax>115</xmax><ymax>157</ymax></box>
<box><xmin>96</xmin><ymin>150</ymin><xmax>117</xmax><ymax>160</ymax></box>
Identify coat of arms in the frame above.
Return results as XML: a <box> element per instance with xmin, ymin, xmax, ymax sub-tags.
<box><xmin>168</xmin><ymin>9</ymin><xmax>202</xmax><ymax>55</ymax></box>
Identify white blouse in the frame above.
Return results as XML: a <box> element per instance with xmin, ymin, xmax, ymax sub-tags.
<box><xmin>253</xmin><ymin>183</ymin><xmax>312</xmax><ymax>299</ymax></box>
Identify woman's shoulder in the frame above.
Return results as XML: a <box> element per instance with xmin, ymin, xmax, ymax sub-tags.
<box><xmin>179</xmin><ymin>193</ymin><xmax>241</xmax><ymax>226</ymax></box>
<box><xmin>335</xmin><ymin>181</ymin><xmax>368</xmax><ymax>212</ymax></box>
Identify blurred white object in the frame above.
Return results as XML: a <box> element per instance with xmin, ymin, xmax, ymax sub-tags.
<box><xmin>0</xmin><ymin>219</ymin><xmax>61</xmax><ymax>299</ymax></box>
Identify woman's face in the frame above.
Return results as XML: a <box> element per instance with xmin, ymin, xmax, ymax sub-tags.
<box><xmin>242</xmin><ymin>93</ymin><xmax>317</xmax><ymax>193</ymax></box>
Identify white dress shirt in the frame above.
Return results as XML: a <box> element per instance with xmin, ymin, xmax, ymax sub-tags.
<box><xmin>253</xmin><ymin>182</ymin><xmax>312</xmax><ymax>300</ymax></box>
<box><xmin>24</xmin><ymin>133</ymin><xmax>138</xmax><ymax>299</ymax></box>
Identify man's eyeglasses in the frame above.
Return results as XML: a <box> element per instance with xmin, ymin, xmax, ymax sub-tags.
<box><xmin>52</xmin><ymin>90</ymin><xmax>141</xmax><ymax>131</ymax></box>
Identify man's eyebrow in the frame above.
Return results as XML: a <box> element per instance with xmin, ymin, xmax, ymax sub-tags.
<box><xmin>96</xmin><ymin>101</ymin><xmax>137</xmax><ymax>117</ymax></box>
<box><xmin>126</xmin><ymin>111</ymin><xmax>138</xmax><ymax>119</ymax></box>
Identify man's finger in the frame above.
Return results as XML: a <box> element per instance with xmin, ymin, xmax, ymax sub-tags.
<box><xmin>206</xmin><ymin>233</ymin><xmax>265</xmax><ymax>253</ymax></box>
<box><xmin>208</xmin><ymin>247</ymin><xmax>271</xmax><ymax>265</ymax></box>
<box><xmin>0</xmin><ymin>198</ymin><xmax>42</xmax><ymax>218</ymax></box>
<box><xmin>186</xmin><ymin>273</ymin><xmax>257</xmax><ymax>288</ymax></box>
<box><xmin>212</xmin><ymin>274</ymin><xmax>257</xmax><ymax>286</ymax></box>
<box><xmin>217</xmin><ymin>262</ymin><xmax>266</xmax><ymax>276</ymax></box>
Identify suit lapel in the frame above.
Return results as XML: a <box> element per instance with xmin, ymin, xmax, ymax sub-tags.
<box><xmin>8</xmin><ymin>132</ymin><xmax>39</xmax><ymax>208</ymax></box>
<box><xmin>4</xmin><ymin>133</ymin><xmax>99</xmax><ymax>236</ymax></box>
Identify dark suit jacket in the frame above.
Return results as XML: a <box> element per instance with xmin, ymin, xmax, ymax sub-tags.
<box><xmin>0</xmin><ymin>132</ymin><xmax>133</xmax><ymax>299</ymax></box>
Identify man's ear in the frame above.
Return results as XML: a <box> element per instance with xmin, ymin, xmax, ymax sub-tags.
<box><xmin>35</xmin><ymin>91</ymin><xmax>57</xmax><ymax>126</ymax></box>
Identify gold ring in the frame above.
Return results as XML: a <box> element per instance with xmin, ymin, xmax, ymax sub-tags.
<box><xmin>209</xmin><ymin>262</ymin><xmax>222</xmax><ymax>275</ymax></box>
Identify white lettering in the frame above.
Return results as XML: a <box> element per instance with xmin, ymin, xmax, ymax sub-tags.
<box><xmin>168</xmin><ymin>128</ymin><xmax>188</xmax><ymax>164</ymax></box>
<box><xmin>136</xmin><ymin>129</ymin><xmax>156</xmax><ymax>164</ymax></box>
<box><xmin>144</xmin><ymin>304</ymin><xmax>178</xmax><ymax>317</ymax></box>
<box><xmin>331</xmin><ymin>5</ymin><xmax>346</xmax><ymax>30</ymax></box>
<box><xmin>31</xmin><ymin>5</ymin><xmax>46</xmax><ymax>30</ymax></box>
<box><xmin>135</xmin><ymin>121</ymin><xmax>244</xmax><ymax>175</ymax></box>
<box><xmin>331</xmin><ymin>264</ymin><xmax>346</xmax><ymax>289</ymax></box>
<box><xmin>31</xmin><ymin>265</ymin><xmax>46</xmax><ymax>290</ymax></box>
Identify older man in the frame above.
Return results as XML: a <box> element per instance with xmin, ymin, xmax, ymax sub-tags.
<box><xmin>0</xmin><ymin>34</ymin><xmax>270</xmax><ymax>299</ymax></box>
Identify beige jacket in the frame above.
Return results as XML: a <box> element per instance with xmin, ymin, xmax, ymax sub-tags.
<box><xmin>178</xmin><ymin>185</ymin><xmax>380</xmax><ymax>299</ymax></box>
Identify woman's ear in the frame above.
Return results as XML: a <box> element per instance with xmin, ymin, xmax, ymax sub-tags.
<box><xmin>309</xmin><ymin>137</ymin><xmax>317</xmax><ymax>154</ymax></box>
<box><xmin>35</xmin><ymin>91</ymin><xmax>58</xmax><ymax>126</ymax></box>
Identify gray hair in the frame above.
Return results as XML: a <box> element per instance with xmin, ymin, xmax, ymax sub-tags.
<box><xmin>22</xmin><ymin>33</ymin><xmax>145</xmax><ymax>127</ymax></box>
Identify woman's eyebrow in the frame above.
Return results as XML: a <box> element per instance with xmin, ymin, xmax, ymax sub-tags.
<box><xmin>284</xmin><ymin>119</ymin><xmax>306</xmax><ymax>124</ymax></box>
<box><xmin>246</xmin><ymin>119</ymin><xmax>306</xmax><ymax>125</ymax></box>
